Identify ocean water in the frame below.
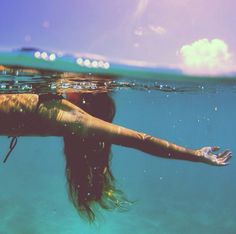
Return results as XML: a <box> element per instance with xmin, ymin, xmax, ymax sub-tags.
<box><xmin>0</xmin><ymin>68</ymin><xmax>235</xmax><ymax>233</ymax></box>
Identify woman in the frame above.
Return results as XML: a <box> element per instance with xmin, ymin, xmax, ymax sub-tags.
<box><xmin>0</xmin><ymin>92</ymin><xmax>232</xmax><ymax>221</ymax></box>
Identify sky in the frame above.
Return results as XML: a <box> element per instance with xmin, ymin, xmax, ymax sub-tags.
<box><xmin>0</xmin><ymin>0</ymin><xmax>236</xmax><ymax>74</ymax></box>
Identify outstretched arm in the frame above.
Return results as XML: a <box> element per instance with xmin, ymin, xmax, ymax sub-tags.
<box><xmin>38</xmin><ymin>98</ymin><xmax>232</xmax><ymax>166</ymax></box>
<box><xmin>0</xmin><ymin>94</ymin><xmax>231</xmax><ymax>166</ymax></box>
<box><xmin>79</xmin><ymin>113</ymin><xmax>231</xmax><ymax>166</ymax></box>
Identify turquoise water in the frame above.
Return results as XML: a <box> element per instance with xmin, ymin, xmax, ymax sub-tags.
<box><xmin>0</xmin><ymin>65</ymin><xmax>236</xmax><ymax>233</ymax></box>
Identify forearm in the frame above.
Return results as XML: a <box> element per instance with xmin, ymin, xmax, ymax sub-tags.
<box><xmin>80</xmin><ymin>114</ymin><xmax>201</xmax><ymax>162</ymax></box>
<box><xmin>39</xmin><ymin>98</ymin><xmax>200</xmax><ymax>162</ymax></box>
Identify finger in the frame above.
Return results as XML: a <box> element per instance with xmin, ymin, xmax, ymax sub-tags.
<box><xmin>220</xmin><ymin>162</ymin><xmax>230</xmax><ymax>166</ymax></box>
<box><xmin>217</xmin><ymin>150</ymin><xmax>231</xmax><ymax>158</ymax></box>
<box><xmin>211</xmin><ymin>146</ymin><xmax>220</xmax><ymax>152</ymax></box>
<box><xmin>217</xmin><ymin>154</ymin><xmax>232</xmax><ymax>163</ymax></box>
<box><xmin>221</xmin><ymin>153</ymin><xmax>232</xmax><ymax>163</ymax></box>
<box><xmin>217</xmin><ymin>156</ymin><xmax>232</xmax><ymax>165</ymax></box>
<box><xmin>215</xmin><ymin>159</ymin><xmax>230</xmax><ymax>166</ymax></box>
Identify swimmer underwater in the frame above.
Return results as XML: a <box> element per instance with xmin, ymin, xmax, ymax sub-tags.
<box><xmin>0</xmin><ymin>92</ymin><xmax>232</xmax><ymax>221</ymax></box>
<box><xmin>0</xmin><ymin>66</ymin><xmax>232</xmax><ymax>222</ymax></box>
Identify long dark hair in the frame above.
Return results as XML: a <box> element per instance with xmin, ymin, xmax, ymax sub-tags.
<box><xmin>63</xmin><ymin>92</ymin><xmax>130</xmax><ymax>222</ymax></box>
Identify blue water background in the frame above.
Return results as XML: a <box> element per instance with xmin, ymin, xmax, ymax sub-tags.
<box><xmin>0</xmin><ymin>83</ymin><xmax>235</xmax><ymax>234</ymax></box>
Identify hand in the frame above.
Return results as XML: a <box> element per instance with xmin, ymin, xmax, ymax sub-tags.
<box><xmin>197</xmin><ymin>146</ymin><xmax>232</xmax><ymax>166</ymax></box>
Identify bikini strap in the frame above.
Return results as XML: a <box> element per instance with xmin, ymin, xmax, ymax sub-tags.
<box><xmin>2</xmin><ymin>136</ymin><xmax>18</xmax><ymax>163</ymax></box>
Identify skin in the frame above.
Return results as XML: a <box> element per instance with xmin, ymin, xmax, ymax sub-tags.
<box><xmin>0</xmin><ymin>94</ymin><xmax>232</xmax><ymax>166</ymax></box>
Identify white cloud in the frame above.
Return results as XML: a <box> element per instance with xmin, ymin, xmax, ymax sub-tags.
<box><xmin>148</xmin><ymin>25</ymin><xmax>166</xmax><ymax>35</ymax></box>
<box><xmin>134</xmin><ymin>0</ymin><xmax>149</xmax><ymax>19</ymax></box>
<box><xmin>134</xmin><ymin>27</ymin><xmax>144</xmax><ymax>36</ymax></box>
<box><xmin>180</xmin><ymin>38</ymin><xmax>233</xmax><ymax>75</ymax></box>
<box><xmin>134</xmin><ymin>25</ymin><xmax>166</xmax><ymax>37</ymax></box>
